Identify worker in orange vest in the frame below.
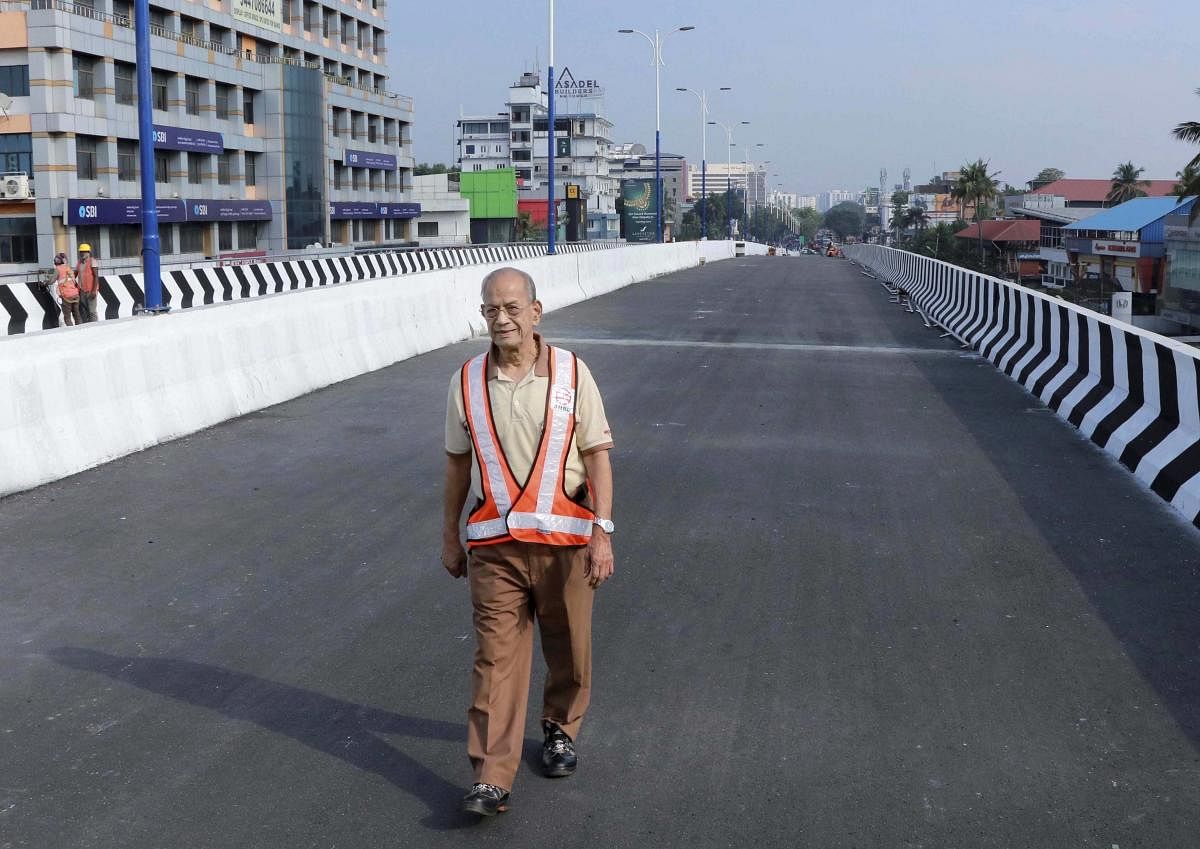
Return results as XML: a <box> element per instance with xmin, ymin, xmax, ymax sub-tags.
<box><xmin>54</xmin><ymin>253</ymin><xmax>81</xmax><ymax>326</ymax></box>
<box><xmin>75</xmin><ymin>243</ymin><xmax>100</xmax><ymax>322</ymax></box>
<box><xmin>443</xmin><ymin>266</ymin><xmax>615</xmax><ymax>817</ymax></box>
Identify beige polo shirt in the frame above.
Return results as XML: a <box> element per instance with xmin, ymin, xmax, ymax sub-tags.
<box><xmin>446</xmin><ymin>338</ymin><xmax>613</xmax><ymax>503</ymax></box>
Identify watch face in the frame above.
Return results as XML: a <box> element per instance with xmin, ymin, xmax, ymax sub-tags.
<box><xmin>594</xmin><ymin>518</ymin><xmax>614</xmax><ymax>534</ymax></box>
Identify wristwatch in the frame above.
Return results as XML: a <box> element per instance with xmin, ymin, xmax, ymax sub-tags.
<box><xmin>592</xmin><ymin>517</ymin><xmax>615</xmax><ymax>534</ymax></box>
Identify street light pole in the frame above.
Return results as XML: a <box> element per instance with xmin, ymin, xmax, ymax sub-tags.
<box><xmin>677</xmin><ymin>86</ymin><xmax>730</xmax><ymax>240</ymax></box>
<box><xmin>707</xmin><ymin>119</ymin><xmax>747</xmax><ymax>239</ymax></box>
<box><xmin>547</xmin><ymin>0</ymin><xmax>556</xmax><ymax>254</ymax></box>
<box><xmin>619</xmin><ymin>24</ymin><xmax>693</xmax><ymax>243</ymax></box>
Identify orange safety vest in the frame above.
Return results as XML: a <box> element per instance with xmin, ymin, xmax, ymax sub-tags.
<box><xmin>57</xmin><ymin>266</ymin><xmax>79</xmax><ymax>300</ymax></box>
<box><xmin>76</xmin><ymin>258</ymin><xmax>98</xmax><ymax>294</ymax></box>
<box><xmin>461</xmin><ymin>345</ymin><xmax>595</xmax><ymax>549</ymax></box>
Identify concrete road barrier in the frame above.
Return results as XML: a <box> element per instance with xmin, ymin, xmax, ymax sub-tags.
<box><xmin>846</xmin><ymin>243</ymin><xmax>1200</xmax><ymax>528</ymax></box>
<box><xmin>0</xmin><ymin>240</ymin><xmax>751</xmax><ymax>496</ymax></box>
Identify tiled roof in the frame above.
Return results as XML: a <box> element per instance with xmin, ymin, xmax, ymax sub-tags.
<box><xmin>1030</xmin><ymin>178</ymin><xmax>1178</xmax><ymax>203</ymax></box>
<box><xmin>955</xmin><ymin>219</ymin><xmax>1041</xmax><ymax>242</ymax></box>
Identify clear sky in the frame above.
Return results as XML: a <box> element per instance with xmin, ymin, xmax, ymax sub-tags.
<box><xmin>388</xmin><ymin>0</ymin><xmax>1200</xmax><ymax>197</ymax></box>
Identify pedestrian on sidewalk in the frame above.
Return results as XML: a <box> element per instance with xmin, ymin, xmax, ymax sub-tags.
<box><xmin>55</xmin><ymin>253</ymin><xmax>81</xmax><ymax>327</ymax></box>
<box><xmin>75</xmin><ymin>243</ymin><xmax>100</xmax><ymax>322</ymax></box>
<box><xmin>442</xmin><ymin>266</ymin><xmax>616</xmax><ymax>818</ymax></box>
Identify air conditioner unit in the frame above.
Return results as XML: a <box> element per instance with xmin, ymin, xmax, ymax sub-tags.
<box><xmin>2</xmin><ymin>174</ymin><xmax>31</xmax><ymax>199</ymax></box>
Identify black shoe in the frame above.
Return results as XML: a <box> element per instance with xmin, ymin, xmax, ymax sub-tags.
<box><xmin>462</xmin><ymin>783</ymin><xmax>510</xmax><ymax>816</ymax></box>
<box><xmin>541</xmin><ymin>721</ymin><xmax>578</xmax><ymax>777</ymax></box>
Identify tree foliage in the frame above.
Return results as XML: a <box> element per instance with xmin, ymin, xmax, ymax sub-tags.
<box><xmin>1173</xmin><ymin>89</ymin><xmax>1200</xmax><ymax>225</ymax></box>
<box><xmin>791</xmin><ymin>207</ymin><xmax>822</xmax><ymax>243</ymax></box>
<box><xmin>1027</xmin><ymin>167</ymin><xmax>1065</xmax><ymax>190</ymax></box>
<box><xmin>953</xmin><ymin>159</ymin><xmax>1001</xmax><ymax>263</ymax></box>
<box><xmin>413</xmin><ymin>163</ymin><xmax>459</xmax><ymax>176</ymax></box>
<box><xmin>823</xmin><ymin>201</ymin><xmax>865</xmax><ymax>239</ymax></box>
<box><xmin>1107</xmin><ymin>161</ymin><xmax>1150</xmax><ymax>204</ymax></box>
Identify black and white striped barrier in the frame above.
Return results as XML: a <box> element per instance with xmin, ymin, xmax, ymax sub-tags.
<box><xmin>0</xmin><ymin>241</ymin><xmax>617</xmax><ymax>336</ymax></box>
<box><xmin>846</xmin><ymin>243</ymin><xmax>1200</xmax><ymax>528</ymax></box>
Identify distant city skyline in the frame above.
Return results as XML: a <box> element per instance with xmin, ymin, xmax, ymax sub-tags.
<box><xmin>390</xmin><ymin>0</ymin><xmax>1200</xmax><ymax>201</ymax></box>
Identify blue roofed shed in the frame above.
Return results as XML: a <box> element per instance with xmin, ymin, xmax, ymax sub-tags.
<box><xmin>1061</xmin><ymin>196</ymin><xmax>1197</xmax><ymax>293</ymax></box>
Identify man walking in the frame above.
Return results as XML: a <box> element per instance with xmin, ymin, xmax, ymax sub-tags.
<box><xmin>75</xmin><ymin>244</ymin><xmax>100</xmax><ymax>323</ymax></box>
<box><xmin>442</xmin><ymin>266</ymin><xmax>615</xmax><ymax>817</ymax></box>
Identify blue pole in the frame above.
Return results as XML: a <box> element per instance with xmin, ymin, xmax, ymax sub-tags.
<box><xmin>134</xmin><ymin>0</ymin><xmax>163</xmax><ymax>311</ymax></box>
<box><xmin>700</xmin><ymin>158</ymin><xmax>706</xmax><ymax>239</ymax></box>
<box><xmin>654</xmin><ymin>128</ymin><xmax>662</xmax><ymax>242</ymax></box>
<box><xmin>547</xmin><ymin>66</ymin><xmax>556</xmax><ymax>254</ymax></box>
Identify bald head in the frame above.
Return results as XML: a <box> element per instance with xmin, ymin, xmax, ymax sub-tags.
<box><xmin>481</xmin><ymin>267</ymin><xmax>536</xmax><ymax>303</ymax></box>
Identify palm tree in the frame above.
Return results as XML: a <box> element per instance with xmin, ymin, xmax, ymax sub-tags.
<box><xmin>956</xmin><ymin>159</ymin><xmax>1001</xmax><ymax>265</ymax></box>
<box><xmin>1174</xmin><ymin>90</ymin><xmax>1200</xmax><ymax>224</ymax></box>
<box><xmin>1107</xmin><ymin>161</ymin><xmax>1150</xmax><ymax>204</ymax></box>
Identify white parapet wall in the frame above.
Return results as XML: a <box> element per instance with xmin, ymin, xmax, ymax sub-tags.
<box><xmin>0</xmin><ymin>240</ymin><xmax>765</xmax><ymax>496</ymax></box>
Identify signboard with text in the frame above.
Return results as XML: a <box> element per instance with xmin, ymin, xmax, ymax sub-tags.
<box><xmin>329</xmin><ymin>201</ymin><xmax>421</xmax><ymax>220</ymax></box>
<box><xmin>1092</xmin><ymin>240</ymin><xmax>1140</xmax><ymax>257</ymax></box>
<box><xmin>66</xmin><ymin>198</ymin><xmax>272</xmax><ymax>226</ymax></box>
<box><xmin>232</xmin><ymin>0</ymin><xmax>281</xmax><ymax>32</ymax></box>
<box><xmin>343</xmin><ymin>148</ymin><xmax>398</xmax><ymax>170</ymax></box>
<box><xmin>152</xmin><ymin>125</ymin><xmax>224</xmax><ymax>154</ymax></box>
<box><xmin>620</xmin><ymin>179</ymin><xmax>657</xmax><ymax>243</ymax></box>
<box><xmin>555</xmin><ymin>67</ymin><xmax>604</xmax><ymax>99</ymax></box>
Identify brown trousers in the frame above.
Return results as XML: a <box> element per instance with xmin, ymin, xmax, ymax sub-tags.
<box><xmin>467</xmin><ymin>540</ymin><xmax>593</xmax><ymax>790</ymax></box>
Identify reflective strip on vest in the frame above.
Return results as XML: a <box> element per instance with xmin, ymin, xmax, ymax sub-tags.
<box><xmin>506</xmin><ymin>512</ymin><xmax>593</xmax><ymax>537</ymax></box>
<box><xmin>466</xmin><ymin>516</ymin><xmax>509</xmax><ymax>541</ymax></box>
<box><xmin>465</xmin><ymin>352</ymin><xmax>515</xmax><ymax>527</ymax></box>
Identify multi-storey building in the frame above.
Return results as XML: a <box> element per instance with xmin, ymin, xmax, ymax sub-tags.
<box><xmin>688</xmin><ymin>162</ymin><xmax>758</xmax><ymax>203</ymax></box>
<box><xmin>817</xmin><ymin>189</ymin><xmax>857</xmax><ymax>213</ymax></box>
<box><xmin>456</xmin><ymin>71</ymin><xmax>619</xmax><ymax>241</ymax></box>
<box><xmin>0</xmin><ymin>0</ymin><xmax>416</xmax><ymax>272</ymax></box>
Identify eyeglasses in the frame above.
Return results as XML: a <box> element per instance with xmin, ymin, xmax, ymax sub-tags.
<box><xmin>480</xmin><ymin>303</ymin><xmax>530</xmax><ymax>320</ymax></box>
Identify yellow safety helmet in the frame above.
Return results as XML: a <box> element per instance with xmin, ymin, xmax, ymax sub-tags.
<box><xmin>78</xmin><ymin>243</ymin><xmax>92</xmax><ymax>253</ymax></box>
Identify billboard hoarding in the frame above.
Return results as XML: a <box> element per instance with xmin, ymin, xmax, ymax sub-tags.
<box><xmin>621</xmin><ymin>179</ymin><xmax>658</xmax><ymax>243</ymax></box>
<box><xmin>152</xmin><ymin>125</ymin><xmax>224</xmax><ymax>154</ymax></box>
<box><xmin>232</xmin><ymin>0</ymin><xmax>282</xmax><ymax>32</ymax></box>
<box><xmin>66</xmin><ymin>198</ymin><xmax>272</xmax><ymax>226</ymax></box>
<box><xmin>343</xmin><ymin>148</ymin><xmax>399</xmax><ymax>170</ymax></box>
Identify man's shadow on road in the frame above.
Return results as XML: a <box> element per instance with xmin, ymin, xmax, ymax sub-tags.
<box><xmin>47</xmin><ymin>647</ymin><xmax>481</xmax><ymax>831</ymax></box>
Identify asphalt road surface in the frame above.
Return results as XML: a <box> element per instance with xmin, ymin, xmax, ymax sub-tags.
<box><xmin>3</xmin><ymin>256</ymin><xmax>1199</xmax><ymax>848</ymax></box>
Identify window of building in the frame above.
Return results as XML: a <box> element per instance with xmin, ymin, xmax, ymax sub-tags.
<box><xmin>472</xmin><ymin>163</ymin><xmax>482</xmax><ymax>171</ymax></box>
<box><xmin>333</xmin><ymin>162</ymin><xmax>343</xmax><ymax>189</ymax></box>
<box><xmin>159</xmin><ymin>223</ymin><xmax>174</xmax><ymax>255</ymax></box>
<box><xmin>352</xmin><ymin>169</ymin><xmax>363</xmax><ymax>190</ymax></box>
<box><xmin>73</xmin><ymin>54</ymin><xmax>95</xmax><ymax>100</ymax></box>
<box><xmin>180</xmin><ymin>223</ymin><xmax>204</xmax><ymax>253</ymax></box>
<box><xmin>368</xmin><ymin>122</ymin><xmax>377</xmax><ymax>143</ymax></box>
<box><xmin>237</xmin><ymin>221</ymin><xmax>258</xmax><ymax>249</ymax></box>
<box><xmin>516</xmin><ymin>169</ymin><xmax>530</xmax><ymax>181</ymax></box>
<box><xmin>511</xmin><ymin>109</ymin><xmax>529</xmax><ymax>123</ymax></box>
<box><xmin>188</xmin><ymin>152</ymin><xmax>204</xmax><ymax>184</ymax></box>
<box><xmin>280</xmin><ymin>0</ymin><xmax>291</xmax><ymax>25</ymax></box>
<box><xmin>217</xmin><ymin>152</ymin><xmax>231</xmax><ymax>185</ymax></box>
<box><xmin>147</xmin><ymin>6</ymin><xmax>168</xmax><ymax>33</ymax></box>
<box><xmin>118</xmin><ymin>140</ymin><xmax>138</xmax><ymax>181</ymax></box>
<box><xmin>304</xmin><ymin>3</ymin><xmax>319</xmax><ymax>31</ymax></box>
<box><xmin>243</xmin><ymin>89</ymin><xmax>256</xmax><ymax>125</ymax></box>
<box><xmin>109</xmin><ymin>224</ymin><xmax>141</xmax><ymax>258</ymax></box>
<box><xmin>417</xmin><ymin>221</ymin><xmax>438</xmax><ymax>237</ymax></box>
<box><xmin>215</xmin><ymin>84</ymin><xmax>231</xmax><ymax>120</ymax></box>
<box><xmin>244</xmin><ymin>152</ymin><xmax>256</xmax><ymax>187</ymax></box>
<box><xmin>114</xmin><ymin>61</ymin><xmax>135</xmax><ymax>105</ymax></box>
<box><xmin>464</xmin><ymin>144</ymin><xmax>475</xmax><ymax>155</ymax></box>
<box><xmin>0</xmin><ymin>216</ymin><xmax>37</xmax><ymax>264</ymax></box>
<box><xmin>152</xmin><ymin>71</ymin><xmax>169</xmax><ymax>111</ymax></box>
<box><xmin>154</xmin><ymin>150</ymin><xmax>170</xmax><ymax>183</ymax></box>
<box><xmin>0</xmin><ymin>133</ymin><xmax>33</xmax><ymax>176</ymax></box>
<box><xmin>0</xmin><ymin>65</ymin><xmax>30</xmax><ymax>98</ymax></box>
<box><xmin>461</xmin><ymin>122</ymin><xmax>488</xmax><ymax>135</ymax></box>
<box><xmin>218</xmin><ymin>221</ymin><xmax>233</xmax><ymax>251</ymax></box>
<box><xmin>75</xmin><ymin>135</ymin><xmax>98</xmax><ymax>180</ymax></box>
<box><xmin>112</xmin><ymin>0</ymin><xmax>131</xmax><ymax>25</ymax></box>
<box><xmin>369</xmin><ymin>170</ymin><xmax>380</xmax><ymax>191</ymax></box>
<box><xmin>578</xmin><ymin>122</ymin><xmax>585</xmax><ymax>134</ymax></box>
<box><xmin>185</xmin><ymin>76</ymin><xmax>201</xmax><ymax>115</ymax></box>
<box><xmin>180</xmin><ymin>15</ymin><xmax>199</xmax><ymax>42</ymax></box>
<box><xmin>512</xmin><ymin>149</ymin><xmax>530</xmax><ymax>162</ymax></box>
<box><xmin>209</xmin><ymin>24</ymin><xmax>230</xmax><ymax>48</ymax></box>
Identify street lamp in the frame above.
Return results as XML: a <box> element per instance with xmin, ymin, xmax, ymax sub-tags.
<box><xmin>708</xmin><ymin>119</ymin><xmax>748</xmax><ymax>238</ymax></box>
<box><xmin>676</xmin><ymin>85</ymin><xmax>730</xmax><ymax>240</ymax></box>
<box><xmin>618</xmin><ymin>24</ymin><xmax>694</xmax><ymax>243</ymax></box>
<box><xmin>741</xmin><ymin>144</ymin><xmax>765</xmax><ymax>239</ymax></box>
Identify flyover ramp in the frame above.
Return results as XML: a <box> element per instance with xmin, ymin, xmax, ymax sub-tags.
<box><xmin>1</xmin><ymin>256</ymin><xmax>1198</xmax><ymax>847</ymax></box>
